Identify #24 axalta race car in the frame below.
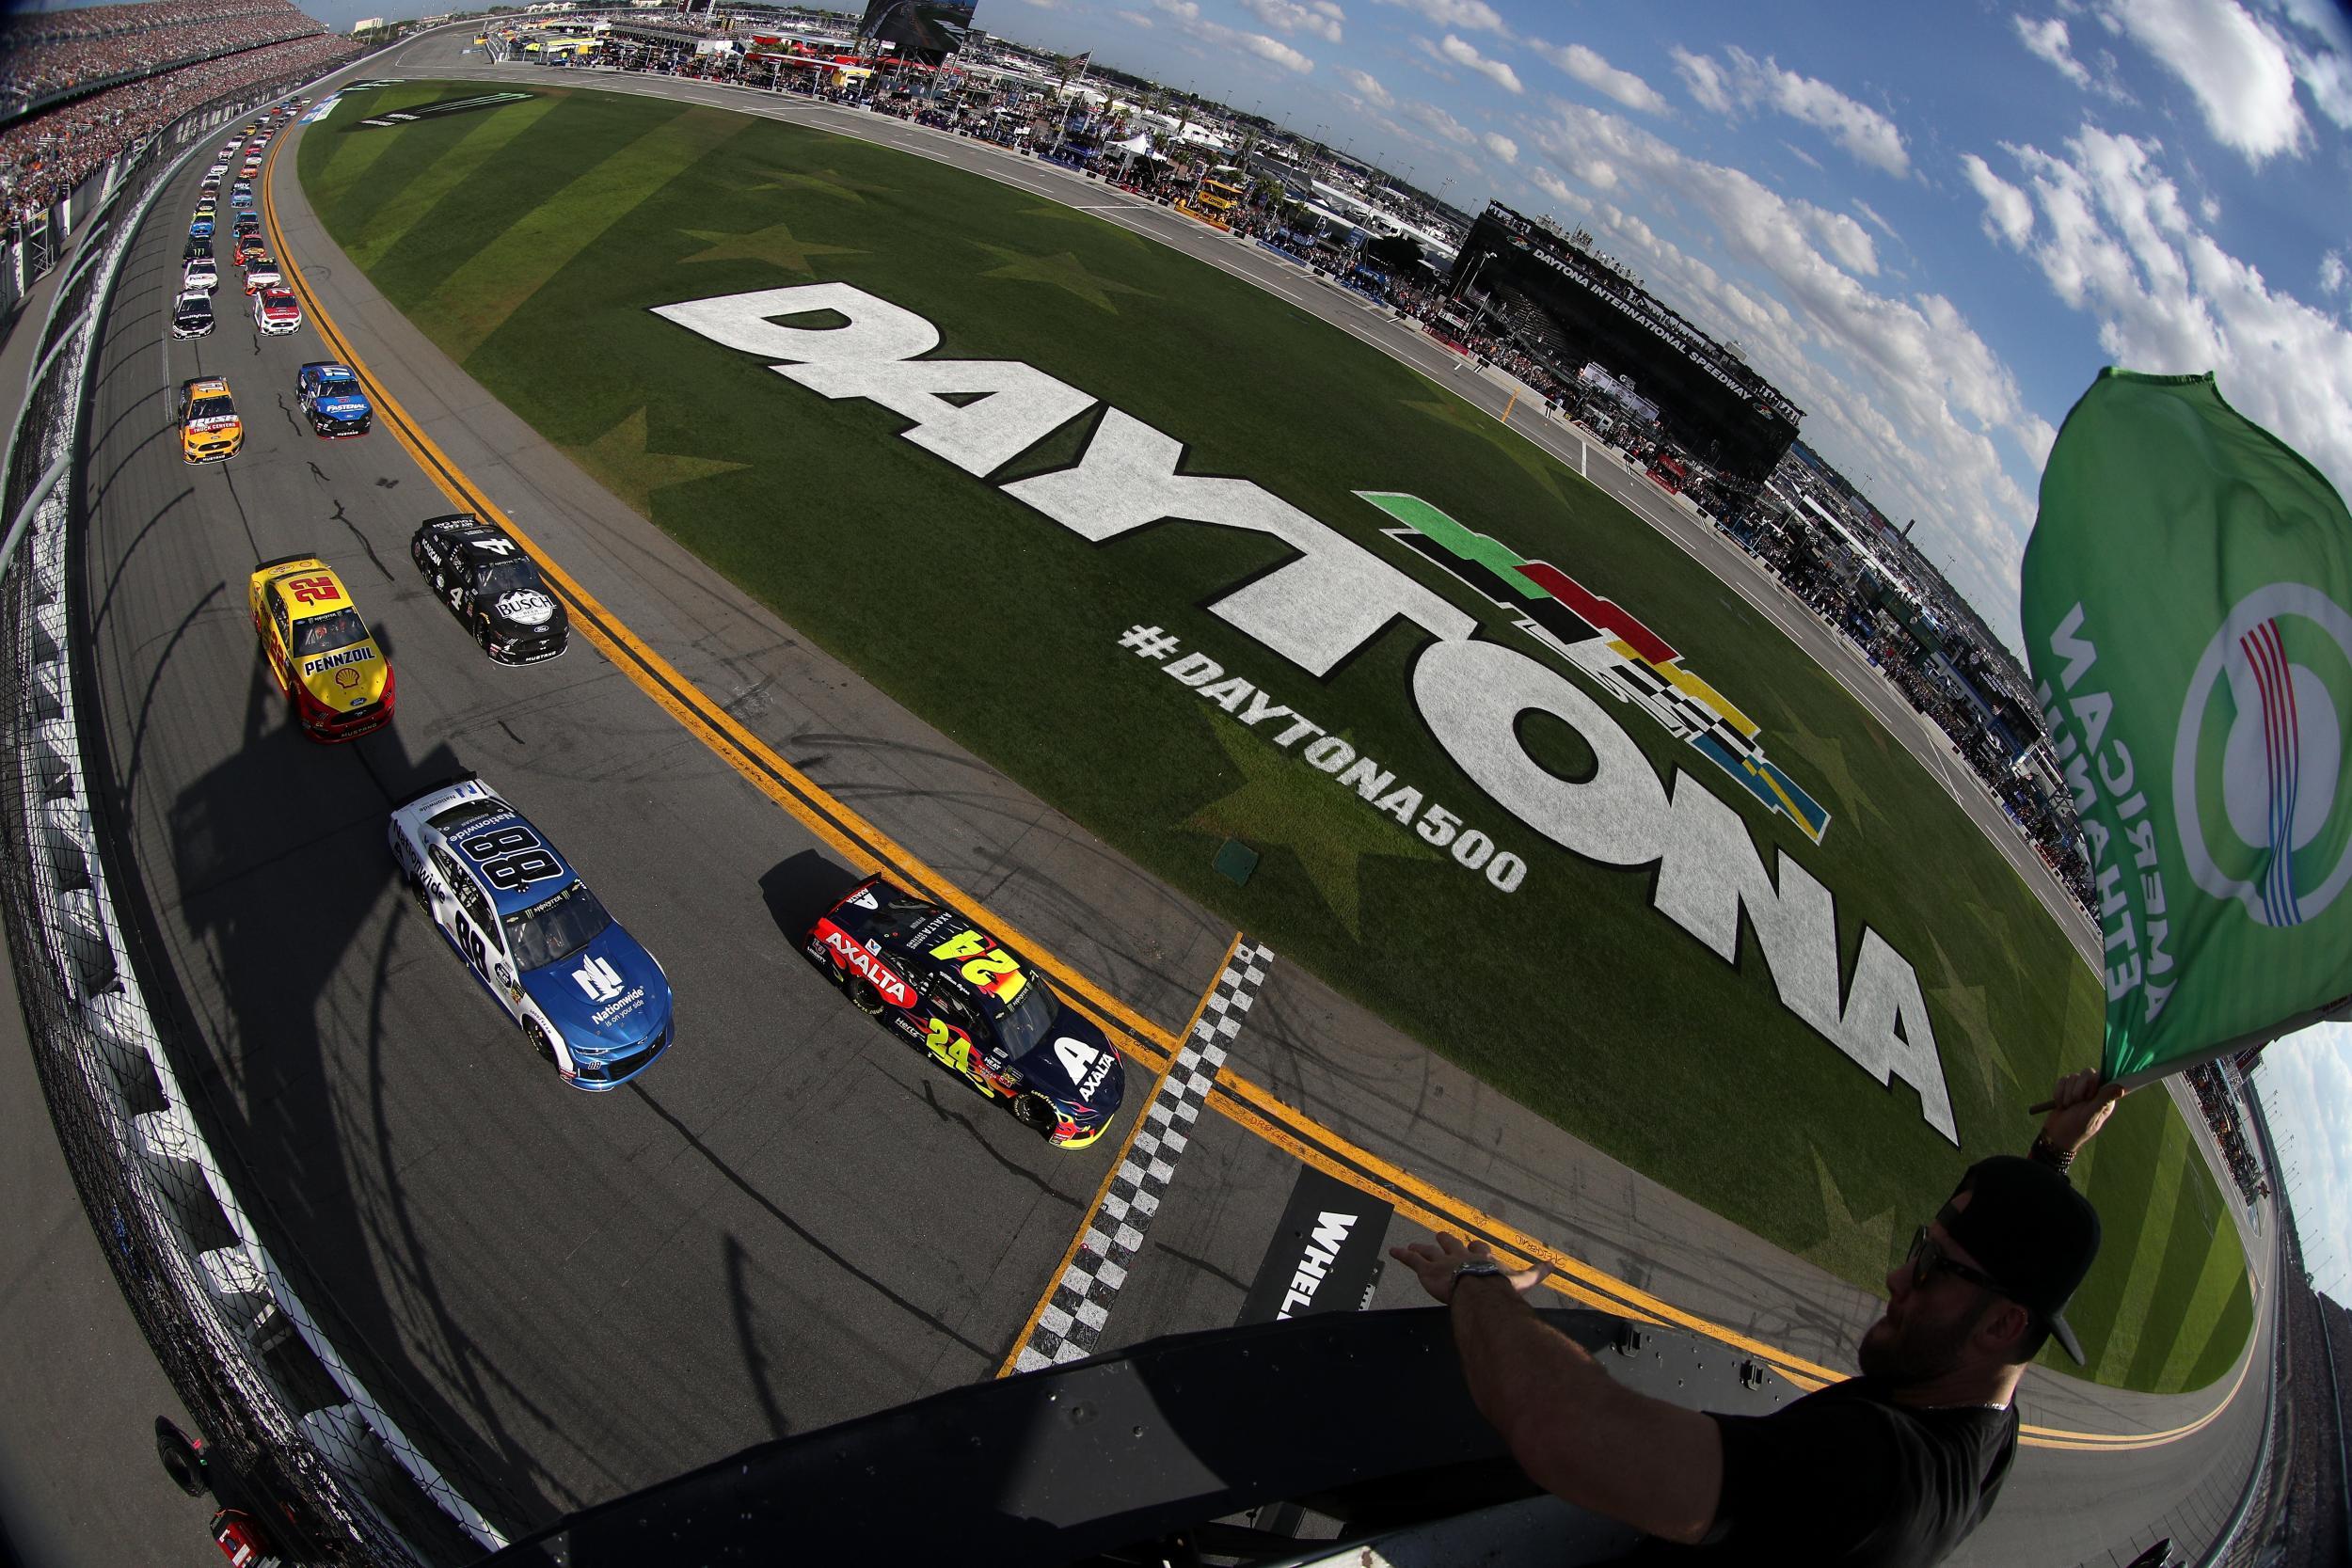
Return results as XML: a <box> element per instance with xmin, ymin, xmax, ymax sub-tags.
<box><xmin>410</xmin><ymin>514</ymin><xmax>569</xmax><ymax>664</ymax></box>
<box><xmin>805</xmin><ymin>876</ymin><xmax>1125</xmax><ymax>1148</ymax></box>
<box><xmin>389</xmin><ymin>776</ymin><xmax>674</xmax><ymax>1089</ymax></box>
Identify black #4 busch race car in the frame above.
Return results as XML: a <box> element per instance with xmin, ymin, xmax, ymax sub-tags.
<box><xmin>806</xmin><ymin>876</ymin><xmax>1126</xmax><ymax>1148</ymax></box>
<box><xmin>410</xmin><ymin>514</ymin><xmax>569</xmax><ymax>665</ymax></box>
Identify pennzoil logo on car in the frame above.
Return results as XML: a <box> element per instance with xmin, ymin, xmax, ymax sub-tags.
<box><xmin>302</xmin><ymin>644</ymin><xmax>378</xmax><ymax>677</ymax></box>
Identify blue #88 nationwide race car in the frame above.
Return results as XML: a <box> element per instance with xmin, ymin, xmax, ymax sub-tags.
<box><xmin>806</xmin><ymin>875</ymin><xmax>1125</xmax><ymax>1147</ymax></box>
<box><xmin>389</xmin><ymin>776</ymin><xmax>673</xmax><ymax>1089</ymax></box>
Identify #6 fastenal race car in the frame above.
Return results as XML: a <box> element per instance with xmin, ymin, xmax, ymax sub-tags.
<box><xmin>410</xmin><ymin>514</ymin><xmax>568</xmax><ymax>664</ymax></box>
<box><xmin>247</xmin><ymin>556</ymin><xmax>394</xmax><ymax>740</ymax></box>
<box><xmin>388</xmin><ymin>776</ymin><xmax>674</xmax><ymax>1089</ymax></box>
<box><xmin>804</xmin><ymin>876</ymin><xmax>1125</xmax><ymax>1148</ymax></box>
<box><xmin>295</xmin><ymin>361</ymin><xmax>371</xmax><ymax>436</ymax></box>
<box><xmin>179</xmin><ymin>376</ymin><xmax>241</xmax><ymax>462</ymax></box>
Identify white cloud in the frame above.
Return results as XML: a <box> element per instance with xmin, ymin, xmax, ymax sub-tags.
<box><xmin>1406</xmin><ymin>99</ymin><xmax>1477</xmax><ymax>145</ymax></box>
<box><xmin>1483</xmin><ymin>130</ymin><xmax>1519</xmax><ymax>164</ymax></box>
<box><xmin>1372</xmin><ymin>0</ymin><xmax>1505</xmax><ymax>34</ymax></box>
<box><xmin>1670</xmin><ymin>45</ymin><xmax>1733</xmax><ymax>115</ymax></box>
<box><xmin>2098</xmin><ymin>0</ymin><xmax>2309</xmax><ymax>163</ymax></box>
<box><xmin>2016</xmin><ymin>15</ymin><xmax>2093</xmax><ymax>88</ymax></box>
<box><xmin>1526</xmin><ymin>165</ymin><xmax>1590</xmax><ymax>213</ymax></box>
<box><xmin>1525</xmin><ymin>40</ymin><xmax>1670</xmax><ymax>114</ymax></box>
<box><xmin>1236</xmin><ymin>0</ymin><xmax>1344</xmax><ymax>44</ymax></box>
<box><xmin>1998</xmin><ymin>123</ymin><xmax>2352</xmax><ymax>524</ymax></box>
<box><xmin>2290</xmin><ymin>37</ymin><xmax>2352</xmax><ymax>130</ymax></box>
<box><xmin>1851</xmin><ymin>198</ymin><xmax>1899</xmax><ymax>243</ymax></box>
<box><xmin>1804</xmin><ymin>201</ymin><xmax>1880</xmax><ymax>276</ymax></box>
<box><xmin>1526</xmin><ymin>100</ymin><xmax>2046</xmax><ymax>629</ymax></box>
<box><xmin>1336</xmin><ymin>65</ymin><xmax>1394</xmax><ymax>108</ymax></box>
<box><xmin>1117</xmin><ymin>8</ymin><xmax>1152</xmax><ymax>24</ymax></box>
<box><xmin>1670</xmin><ymin>46</ymin><xmax>1912</xmax><ymax>177</ymax></box>
<box><xmin>2250</xmin><ymin>1020</ymin><xmax>2352</xmax><ymax>1305</ymax></box>
<box><xmin>1429</xmin><ymin>32</ymin><xmax>1523</xmax><ymax>94</ymax></box>
<box><xmin>1781</xmin><ymin>139</ymin><xmax>1823</xmax><ymax>173</ymax></box>
<box><xmin>2322</xmin><ymin>248</ymin><xmax>2348</xmax><ymax>297</ymax></box>
<box><xmin>1152</xmin><ymin>0</ymin><xmax>1315</xmax><ymax>71</ymax></box>
<box><xmin>1961</xmin><ymin>151</ymin><xmax>2036</xmax><ymax>247</ymax></box>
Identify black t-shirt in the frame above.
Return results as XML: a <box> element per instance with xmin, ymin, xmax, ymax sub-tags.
<box><xmin>1615</xmin><ymin>1377</ymin><xmax>2019</xmax><ymax>1567</ymax></box>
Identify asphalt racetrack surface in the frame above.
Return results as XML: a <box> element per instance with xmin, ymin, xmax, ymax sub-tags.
<box><xmin>45</xmin><ymin>29</ymin><xmax>2277</xmax><ymax>1562</ymax></box>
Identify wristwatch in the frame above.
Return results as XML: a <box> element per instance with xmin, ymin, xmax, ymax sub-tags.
<box><xmin>1449</xmin><ymin>1260</ymin><xmax>1510</xmax><ymax>1296</ymax></box>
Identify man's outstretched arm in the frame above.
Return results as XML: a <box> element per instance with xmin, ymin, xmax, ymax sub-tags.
<box><xmin>1391</xmin><ymin>1234</ymin><xmax>1724</xmax><ymax>1545</ymax></box>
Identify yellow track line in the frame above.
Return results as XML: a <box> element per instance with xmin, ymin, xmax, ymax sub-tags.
<box><xmin>255</xmin><ymin>108</ymin><xmax>2248</xmax><ymax>1455</ymax></box>
<box><xmin>993</xmin><ymin>931</ymin><xmax>1243</xmax><ymax>1378</ymax></box>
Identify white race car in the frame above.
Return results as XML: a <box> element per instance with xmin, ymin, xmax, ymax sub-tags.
<box><xmin>252</xmin><ymin>289</ymin><xmax>301</xmax><ymax>335</ymax></box>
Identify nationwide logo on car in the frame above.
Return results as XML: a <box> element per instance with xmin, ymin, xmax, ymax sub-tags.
<box><xmin>1359</xmin><ymin>491</ymin><xmax>1836</xmax><ymax>846</ymax></box>
<box><xmin>575</xmin><ymin>955</ymin><xmax>626</xmax><ymax>1001</ymax></box>
<box><xmin>818</xmin><ymin>922</ymin><xmax>916</xmax><ymax>1006</ymax></box>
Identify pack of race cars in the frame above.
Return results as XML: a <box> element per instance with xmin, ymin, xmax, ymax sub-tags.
<box><xmin>165</xmin><ymin>101</ymin><xmax>1132</xmax><ymax>1136</ymax></box>
<box><xmin>183</xmin><ymin>117</ymin><xmax>299</xmax><ymax>350</ymax></box>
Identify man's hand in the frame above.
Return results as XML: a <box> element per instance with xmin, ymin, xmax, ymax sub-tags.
<box><xmin>2041</xmin><ymin>1069</ymin><xmax>2125</xmax><ymax>1158</ymax></box>
<box><xmin>1388</xmin><ymin>1232</ymin><xmax>1543</xmax><ymax>1304</ymax></box>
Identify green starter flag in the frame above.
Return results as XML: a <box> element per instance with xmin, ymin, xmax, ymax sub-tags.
<box><xmin>2022</xmin><ymin>370</ymin><xmax>2352</xmax><ymax>1086</ymax></box>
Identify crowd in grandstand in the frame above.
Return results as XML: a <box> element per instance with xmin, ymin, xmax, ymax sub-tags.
<box><xmin>1</xmin><ymin>0</ymin><xmax>359</xmax><ymax>226</ymax></box>
<box><xmin>2188</xmin><ymin>1062</ymin><xmax>2272</xmax><ymax>1207</ymax></box>
<box><xmin>1</xmin><ymin>0</ymin><xmax>321</xmax><ymax>113</ymax></box>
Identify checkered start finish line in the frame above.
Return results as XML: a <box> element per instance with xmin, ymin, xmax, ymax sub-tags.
<box><xmin>1012</xmin><ymin>941</ymin><xmax>1276</xmax><ymax>1373</ymax></box>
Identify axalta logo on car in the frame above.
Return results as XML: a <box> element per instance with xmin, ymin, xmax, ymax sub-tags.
<box><xmin>818</xmin><ymin>922</ymin><xmax>916</xmax><ymax>1006</ymax></box>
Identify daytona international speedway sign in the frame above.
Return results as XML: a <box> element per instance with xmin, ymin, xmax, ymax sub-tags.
<box><xmin>654</xmin><ymin>283</ymin><xmax>1958</xmax><ymax>1142</ymax></box>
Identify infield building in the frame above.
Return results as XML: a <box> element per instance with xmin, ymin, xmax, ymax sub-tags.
<box><xmin>1449</xmin><ymin>203</ymin><xmax>1804</xmax><ymax>488</ymax></box>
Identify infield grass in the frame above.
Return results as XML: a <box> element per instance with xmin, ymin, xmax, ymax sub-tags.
<box><xmin>299</xmin><ymin>81</ymin><xmax>2252</xmax><ymax>1392</ymax></box>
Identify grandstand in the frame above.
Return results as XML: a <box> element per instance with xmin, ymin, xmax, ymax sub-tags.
<box><xmin>0</xmin><ymin>0</ymin><xmax>360</xmax><ymax>225</ymax></box>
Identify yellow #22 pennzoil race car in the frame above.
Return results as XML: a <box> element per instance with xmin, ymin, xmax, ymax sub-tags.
<box><xmin>805</xmin><ymin>876</ymin><xmax>1126</xmax><ymax>1148</ymax></box>
<box><xmin>247</xmin><ymin>556</ymin><xmax>395</xmax><ymax>741</ymax></box>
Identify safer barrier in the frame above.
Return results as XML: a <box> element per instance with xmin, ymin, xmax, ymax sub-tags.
<box><xmin>0</xmin><ymin>62</ymin><xmax>504</xmax><ymax>1568</ymax></box>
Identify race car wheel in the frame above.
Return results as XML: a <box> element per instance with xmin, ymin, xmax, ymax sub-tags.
<box><xmin>155</xmin><ymin>1417</ymin><xmax>209</xmax><ymax>1497</ymax></box>
<box><xmin>407</xmin><ymin>867</ymin><xmax>431</xmax><ymax>917</ymax></box>
<box><xmin>525</xmin><ymin>1020</ymin><xmax>557</xmax><ymax>1067</ymax></box>
<box><xmin>846</xmin><ymin>977</ymin><xmax>886</xmax><ymax>1018</ymax></box>
<box><xmin>1011</xmin><ymin>1093</ymin><xmax>1058</xmax><ymax>1137</ymax></box>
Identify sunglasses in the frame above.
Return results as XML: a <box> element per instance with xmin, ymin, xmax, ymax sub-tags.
<box><xmin>1904</xmin><ymin>1226</ymin><xmax>2009</xmax><ymax>1297</ymax></box>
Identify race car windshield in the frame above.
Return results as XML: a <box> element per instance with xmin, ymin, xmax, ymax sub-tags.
<box><xmin>186</xmin><ymin>397</ymin><xmax>233</xmax><ymax>423</ymax></box>
<box><xmin>477</xmin><ymin>561</ymin><xmax>540</xmax><ymax>594</ymax></box>
<box><xmin>996</xmin><ymin>980</ymin><xmax>1057</xmax><ymax>1057</ymax></box>
<box><xmin>292</xmin><ymin>607</ymin><xmax>367</xmax><ymax>656</ymax></box>
<box><xmin>505</xmin><ymin>880</ymin><xmax>612</xmax><ymax>972</ymax></box>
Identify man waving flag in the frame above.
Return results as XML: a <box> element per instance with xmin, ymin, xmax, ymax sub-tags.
<box><xmin>2023</xmin><ymin>369</ymin><xmax>2352</xmax><ymax>1086</ymax></box>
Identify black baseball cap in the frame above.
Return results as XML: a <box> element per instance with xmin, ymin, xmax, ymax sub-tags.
<box><xmin>1940</xmin><ymin>1155</ymin><xmax>2102</xmax><ymax>1365</ymax></box>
